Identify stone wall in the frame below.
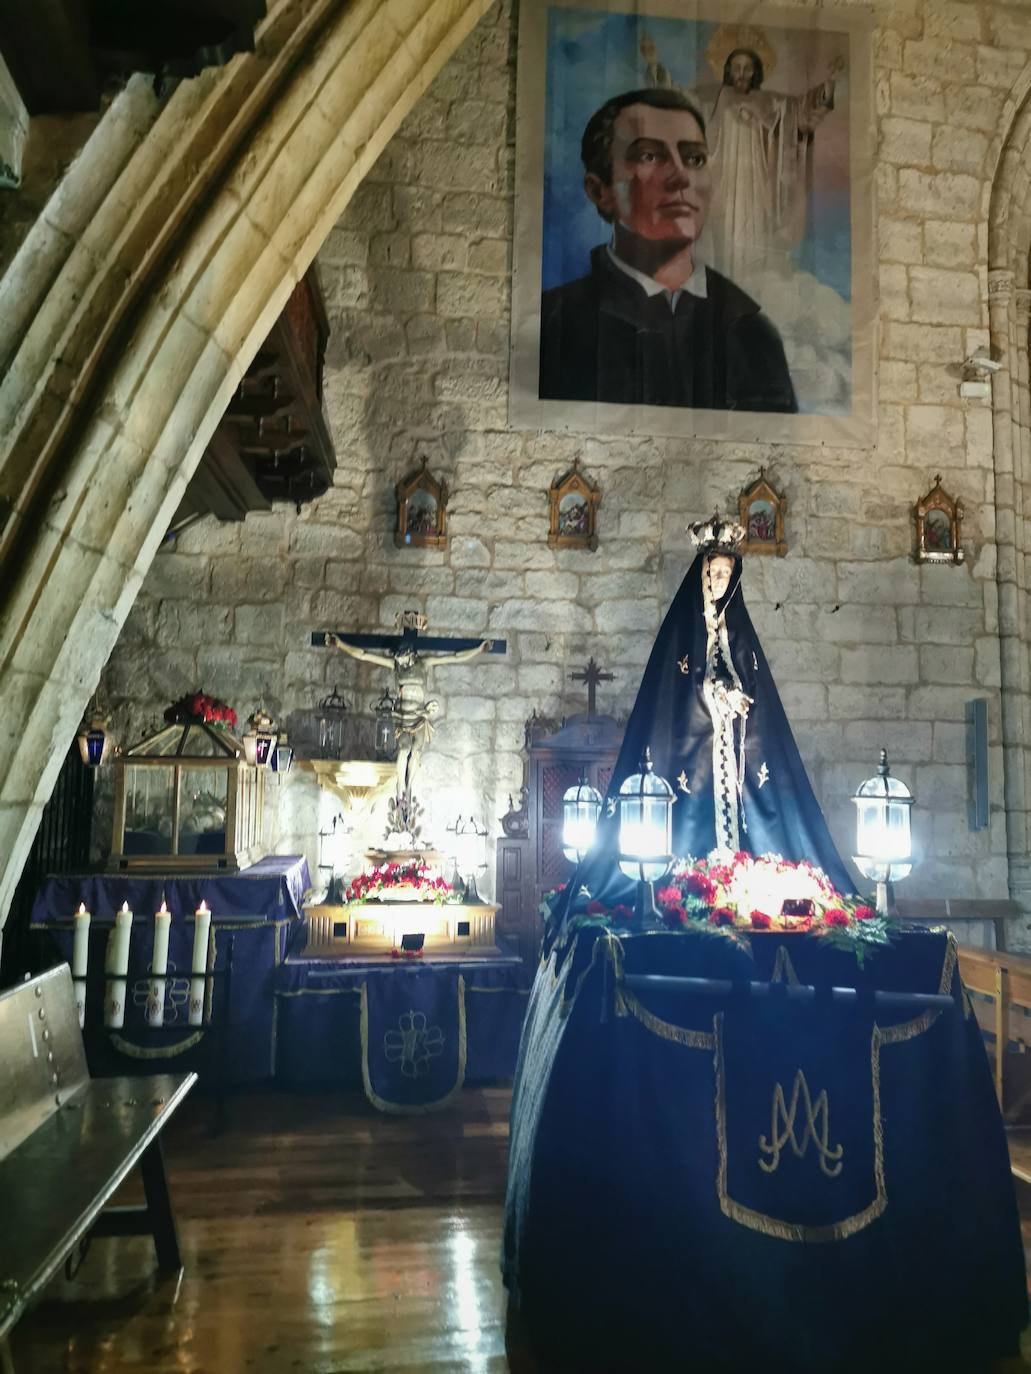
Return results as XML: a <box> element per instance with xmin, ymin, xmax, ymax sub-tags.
<box><xmin>100</xmin><ymin>0</ymin><xmax>1031</xmax><ymax>927</ymax></box>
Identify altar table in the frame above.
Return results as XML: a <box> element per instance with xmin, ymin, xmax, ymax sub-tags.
<box><xmin>504</xmin><ymin>925</ymin><xmax>1027</xmax><ymax>1373</ymax></box>
<box><xmin>30</xmin><ymin>856</ymin><xmax>309</xmax><ymax>1084</ymax></box>
<box><xmin>274</xmin><ymin>926</ymin><xmax>527</xmax><ymax>1109</ymax></box>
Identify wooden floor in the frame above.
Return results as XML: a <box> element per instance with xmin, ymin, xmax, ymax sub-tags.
<box><xmin>10</xmin><ymin>1087</ymin><xmax>1031</xmax><ymax>1373</ymax></box>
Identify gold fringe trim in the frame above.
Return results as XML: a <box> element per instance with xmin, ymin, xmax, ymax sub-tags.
<box><xmin>359</xmin><ymin>976</ymin><xmax>467</xmax><ymax>1115</ymax></box>
<box><xmin>617</xmin><ymin>987</ymin><xmax>714</xmax><ymax>1048</ymax></box>
<box><xmin>108</xmin><ymin>1029</ymin><xmax>205</xmax><ymax>1059</ymax></box>
<box><xmin>877</xmin><ymin>932</ymin><xmax>958</xmax><ymax>1045</ymax></box>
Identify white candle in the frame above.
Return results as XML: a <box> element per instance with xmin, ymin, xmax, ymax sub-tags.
<box><xmin>147</xmin><ymin>901</ymin><xmax>171</xmax><ymax>1028</ymax></box>
<box><xmin>105</xmin><ymin>903</ymin><xmax>132</xmax><ymax>1028</ymax></box>
<box><xmin>189</xmin><ymin>901</ymin><xmax>211</xmax><ymax>1026</ymax></box>
<box><xmin>72</xmin><ymin>902</ymin><xmax>90</xmax><ymax>1029</ymax></box>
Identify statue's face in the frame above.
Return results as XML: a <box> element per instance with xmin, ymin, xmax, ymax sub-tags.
<box><xmin>707</xmin><ymin>555</ymin><xmax>734</xmax><ymax>600</ymax></box>
<box><xmin>729</xmin><ymin>52</ymin><xmax>757</xmax><ymax>93</ymax></box>
<box><xmin>396</xmin><ymin>649</ymin><xmax>417</xmax><ymax>671</ymax></box>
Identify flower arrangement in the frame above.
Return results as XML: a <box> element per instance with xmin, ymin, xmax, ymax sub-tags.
<box><xmin>346</xmin><ymin>860</ymin><xmax>454</xmax><ymax>906</ymax></box>
<box><xmin>563</xmin><ymin>852</ymin><xmax>891</xmax><ymax>963</ymax></box>
<box><xmin>164</xmin><ymin>691</ymin><xmax>238</xmax><ymax>729</ymax></box>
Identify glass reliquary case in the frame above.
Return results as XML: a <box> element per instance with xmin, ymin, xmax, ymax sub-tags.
<box><xmin>109</xmin><ymin>722</ymin><xmax>266</xmax><ymax>872</ymax></box>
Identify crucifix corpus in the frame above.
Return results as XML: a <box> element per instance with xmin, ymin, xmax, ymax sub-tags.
<box><xmin>313</xmin><ymin>612</ymin><xmax>506</xmax><ymax>813</ymax></box>
<box><xmin>570</xmin><ymin>657</ymin><xmax>614</xmax><ymax>717</ymax></box>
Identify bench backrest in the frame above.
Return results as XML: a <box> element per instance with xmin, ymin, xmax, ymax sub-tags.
<box><xmin>0</xmin><ymin>965</ymin><xmax>89</xmax><ymax>1163</ymax></box>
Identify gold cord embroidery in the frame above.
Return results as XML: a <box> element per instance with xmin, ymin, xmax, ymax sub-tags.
<box><xmin>770</xmin><ymin>944</ymin><xmax>800</xmax><ymax>986</ymax></box>
<box><xmin>758</xmin><ymin>1070</ymin><xmax>844</xmax><ymax>1178</ymax></box>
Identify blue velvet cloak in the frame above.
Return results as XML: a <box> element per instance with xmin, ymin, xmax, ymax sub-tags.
<box><xmin>554</xmin><ymin>550</ymin><xmax>852</xmax><ymax>925</ymax></box>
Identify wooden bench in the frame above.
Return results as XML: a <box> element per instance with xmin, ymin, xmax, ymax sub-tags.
<box><xmin>0</xmin><ymin>965</ymin><xmax>196</xmax><ymax>1371</ymax></box>
<box><xmin>896</xmin><ymin>897</ymin><xmax>1023</xmax><ymax>951</ymax></box>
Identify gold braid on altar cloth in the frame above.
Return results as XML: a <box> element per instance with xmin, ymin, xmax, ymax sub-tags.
<box><xmin>700</xmin><ymin>553</ymin><xmax>752</xmax><ymax>851</ymax></box>
<box><xmin>713</xmin><ymin>935</ymin><xmax>960</xmax><ymax>1243</ymax></box>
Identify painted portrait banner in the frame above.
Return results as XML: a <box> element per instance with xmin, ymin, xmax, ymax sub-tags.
<box><xmin>510</xmin><ymin>0</ymin><xmax>876</xmax><ymax>446</ymax></box>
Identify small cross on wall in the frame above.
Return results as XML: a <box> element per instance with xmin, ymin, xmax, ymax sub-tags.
<box><xmin>570</xmin><ymin>657</ymin><xmax>614</xmax><ymax>717</ymax></box>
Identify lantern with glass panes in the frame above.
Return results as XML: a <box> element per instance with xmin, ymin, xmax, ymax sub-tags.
<box><xmin>447</xmin><ymin>815</ymin><xmax>488</xmax><ymax>903</ymax></box>
<box><xmin>562</xmin><ymin>771</ymin><xmax>602</xmax><ymax>863</ymax></box>
<box><xmin>617</xmin><ymin>749</ymin><xmax>675</xmax><ymax>922</ymax></box>
<box><xmin>316</xmin><ymin>685</ymin><xmax>349</xmax><ymax>758</ymax></box>
<box><xmin>852</xmin><ymin>749</ymin><xmax>914</xmax><ymax>918</ymax></box>
<box><xmin>242</xmin><ymin>708</ymin><xmax>278</xmax><ymax>769</ymax></box>
<box><xmin>77</xmin><ymin>708</ymin><xmax>111</xmax><ymax>768</ymax></box>
<box><xmin>271</xmin><ymin>732</ymin><xmax>293</xmax><ymax>776</ymax></box>
<box><xmin>109</xmin><ymin>720</ymin><xmax>265</xmax><ymax>872</ymax></box>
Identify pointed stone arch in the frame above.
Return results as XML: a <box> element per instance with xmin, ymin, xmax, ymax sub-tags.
<box><xmin>0</xmin><ymin>0</ymin><xmax>494</xmax><ymax>930</ymax></box>
<box><xmin>987</xmin><ymin>64</ymin><xmax>1031</xmax><ymax>919</ymax></box>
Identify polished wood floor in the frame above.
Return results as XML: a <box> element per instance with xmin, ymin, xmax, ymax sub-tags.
<box><xmin>10</xmin><ymin>1087</ymin><xmax>1031</xmax><ymax>1373</ymax></box>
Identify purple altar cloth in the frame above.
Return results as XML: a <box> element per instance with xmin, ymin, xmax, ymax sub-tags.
<box><xmin>30</xmin><ymin>854</ymin><xmax>310</xmax><ymax>923</ymax></box>
<box><xmin>30</xmin><ymin>857</ymin><xmax>310</xmax><ymax>1084</ymax></box>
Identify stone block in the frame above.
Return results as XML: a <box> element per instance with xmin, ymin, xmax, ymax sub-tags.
<box><xmin>922</xmin><ymin>219</ymin><xmax>977</xmax><ymax>269</ymax></box>
<box><xmin>367</xmin><ymin>268</ymin><xmax>436</xmax><ymax>314</ymax></box>
<box><xmin>920</xmin><ymin>645</ymin><xmax>975</xmax><ymax>684</ymax></box>
<box><xmin>411</xmin><ymin>232</ymin><xmax>467</xmax><ymax>271</ymax></box>
<box><xmin>839</xmin><ymin>646</ymin><xmax>919</xmax><ymax>684</ymax></box>
<box><xmin>879</xmin><ymin>359</ymin><xmax>918</xmax><ymax>403</ymax></box>
<box><xmin>903</xmin><ymin>37</ymin><xmax>976</xmax><ymax>83</ymax></box>
<box><xmin>879</xmin><ymin>263</ymin><xmax>911</xmax><ymax>320</ymax></box>
<box><xmin>900</xmin><ymin>605</ymin><xmax>981</xmax><ymax>645</ymax></box>
<box><xmin>827</xmin><ymin>686</ymin><xmax>906</xmax><ymax>720</ymax></box>
<box><xmin>779</xmin><ymin>682</ymin><xmax>828</xmax><ymax>721</ymax></box>
<box><xmin>976</xmin><ymin>44</ymin><xmax>1028</xmax><ymax>90</ymax></box>
<box><xmin>523</xmin><ymin>570</ymin><xmax>579</xmax><ymax>600</ymax></box>
<box><xmin>880</xmin><ymin>116</ymin><xmax>932</xmax><ymax>166</ymax></box>
<box><xmin>975</xmin><ymin>636</ymin><xmax>1002</xmax><ymax>687</ymax></box>
<box><xmin>212</xmin><ymin>558</ymin><xmax>289</xmax><ymax>604</ymax></box>
<box><xmin>493</xmin><ymin>542</ymin><xmax>556</xmax><ymax>571</ymax></box>
<box><xmin>905</xmin><ymin>404</ymin><xmax>966</xmax><ymax>456</ymax></box>
<box><xmin>410</xmin><ymin>142</ymin><xmax>498</xmax><ymax>194</ymax></box>
<box><xmin>392</xmin><ymin>184</ymin><xmax>443</xmax><ymax>232</ymax></box>
<box><xmin>883</xmin><ymin>322</ymin><xmax>965</xmax><ymax>363</ymax></box>
<box><xmin>592</xmin><ymin>599</ymin><xmax>660</xmax><ymax>633</ymax></box>
<box><xmin>889</xmin><ymin>73</ymin><xmax>945</xmax><ymax>122</ymax></box>
<box><xmin>467</xmin><ymin>238</ymin><xmax>509</xmax><ymax>275</ymax></box>
<box><xmin>436</xmin><ymin>271</ymin><xmax>508</xmax><ymax>319</ymax></box>
<box><xmin>440</xmin><ymin>192</ymin><xmax>509</xmax><ymax>238</ymax></box>
<box><xmin>944</xmin><ymin>84</ymin><xmax>1000</xmax><ymax>133</ymax></box>
<box><xmin>517</xmin><ymin>663</ymin><xmax>564</xmax><ymax>696</ymax></box>
<box><xmin>145</xmin><ymin>551</ymin><xmax>211</xmax><ymax>599</ymax></box>
<box><xmin>835</xmin><ymin>559</ymin><xmax>918</xmax><ymax>606</ymax></box>
<box><xmin>843</xmin><ymin>719</ymin><xmax>932</xmax><ymax>763</ymax></box>
<box><xmin>910</xmin><ymin>267</ymin><xmax>982</xmax><ymax>326</ymax></box>
<box><xmin>932</xmin><ymin>720</ymin><xmax>968</xmax><ymax>763</ymax></box>
<box><xmin>447</xmin><ymin>99</ymin><xmax>508</xmax><ymax>147</ymax></box>
<box><xmin>290</xmin><ymin>523</ymin><xmax>349</xmax><ymax>558</ymax></box>
<box><xmin>235</xmin><ymin>602</ymin><xmax>284</xmax><ymax>645</ymax></box>
<box><xmin>405</xmin><ymin>314</ymin><xmax>448</xmax><ymax>354</ymax></box>
<box><xmin>369</xmin><ymin>232</ymin><xmax>411</xmax><ymax>269</ymax></box>
<box><xmin>898</xmin><ymin>168</ymin><xmax>980</xmax><ymax>219</ymax></box>
<box><xmin>930</xmin><ymin>124</ymin><xmax>990</xmax><ymax>175</ymax></box>
<box><xmin>809</xmin><ymin>604</ymin><xmax>898</xmax><ymax>645</ymax></box>
<box><xmin>878</xmin><ymin>216</ymin><xmax>922</xmax><ymax>264</ymax></box>
<box><xmin>989</xmin><ymin>6</ymin><xmax>1031</xmax><ymax>49</ymax></box>
<box><xmin>488</xmin><ymin>599</ymin><xmax>591</xmax><ymax>632</ymax></box>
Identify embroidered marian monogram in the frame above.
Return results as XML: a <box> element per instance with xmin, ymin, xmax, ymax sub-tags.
<box><xmin>677</xmin><ymin>655</ymin><xmax>690</xmax><ymax>674</ymax></box>
<box><xmin>758</xmin><ymin>1069</ymin><xmax>843</xmax><ymax>1178</ymax></box>
<box><xmin>383</xmin><ymin>1009</ymin><xmax>445</xmax><ymax>1078</ymax></box>
<box><xmin>677</xmin><ymin>770</ymin><xmax>691</xmax><ymax>794</ymax></box>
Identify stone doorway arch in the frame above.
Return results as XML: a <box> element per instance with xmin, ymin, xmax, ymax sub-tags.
<box><xmin>0</xmin><ymin>0</ymin><xmax>494</xmax><ymax>934</ymax></box>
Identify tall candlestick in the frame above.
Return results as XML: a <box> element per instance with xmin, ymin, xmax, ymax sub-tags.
<box><xmin>147</xmin><ymin>901</ymin><xmax>171</xmax><ymax>1028</ymax></box>
<box><xmin>189</xmin><ymin>901</ymin><xmax>211</xmax><ymax>1026</ymax></box>
<box><xmin>105</xmin><ymin>903</ymin><xmax>132</xmax><ymax>1028</ymax></box>
<box><xmin>72</xmin><ymin>902</ymin><xmax>90</xmax><ymax>1029</ymax></box>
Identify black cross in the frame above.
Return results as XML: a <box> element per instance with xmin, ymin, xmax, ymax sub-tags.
<box><xmin>570</xmin><ymin>658</ymin><xmax>614</xmax><ymax>717</ymax></box>
<box><xmin>312</xmin><ymin>627</ymin><xmax>507</xmax><ymax>655</ymax></box>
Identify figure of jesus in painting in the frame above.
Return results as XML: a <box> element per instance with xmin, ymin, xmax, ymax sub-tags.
<box><xmin>327</xmin><ymin>632</ymin><xmax>493</xmax><ymax>801</ymax></box>
<box><xmin>641</xmin><ymin>25</ymin><xmax>844</xmax><ymax>284</ymax></box>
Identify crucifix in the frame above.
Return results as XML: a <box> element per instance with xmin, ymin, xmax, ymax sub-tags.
<box><xmin>570</xmin><ymin>657</ymin><xmax>614</xmax><ymax>718</ymax></box>
<box><xmin>313</xmin><ymin>612</ymin><xmax>507</xmax><ymax>806</ymax></box>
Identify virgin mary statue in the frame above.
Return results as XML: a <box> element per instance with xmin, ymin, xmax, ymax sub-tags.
<box><xmin>552</xmin><ymin>515</ymin><xmax>852</xmax><ymax>926</ymax></box>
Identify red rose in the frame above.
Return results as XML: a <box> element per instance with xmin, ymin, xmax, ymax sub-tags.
<box><xmin>709</xmin><ymin>865</ymin><xmax>733</xmax><ymax>886</ymax></box>
<box><xmin>586</xmin><ymin>900</ymin><xmax>607</xmax><ymax>916</ymax></box>
<box><xmin>854</xmin><ymin>905</ymin><xmax>876</xmax><ymax>922</ymax></box>
<box><xmin>611</xmin><ymin>904</ymin><xmax>634</xmax><ymax>922</ymax></box>
<box><xmin>669</xmin><ymin>904</ymin><xmax>688</xmax><ymax>926</ymax></box>
<box><xmin>750</xmin><ymin>910</ymin><xmax>772</xmax><ymax>929</ymax></box>
<box><xmin>733</xmin><ymin>851</ymin><xmax>751</xmax><ymax>865</ymax></box>
<box><xmin>709</xmin><ymin>907</ymin><xmax>735</xmax><ymax>927</ymax></box>
<box><xmin>556</xmin><ymin>883</ymin><xmax>567</xmax><ymax>892</ymax></box>
<box><xmin>656</xmin><ymin>885</ymin><xmax>682</xmax><ymax>909</ymax></box>
<box><xmin>683</xmin><ymin>872</ymin><xmax>716</xmax><ymax>904</ymax></box>
<box><xmin>824</xmin><ymin>908</ymin><xmax>850</xmax><ymax>928</ymax></box>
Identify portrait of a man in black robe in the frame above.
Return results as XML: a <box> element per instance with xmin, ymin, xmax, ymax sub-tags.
<box><xmin>538</xmin><ymin>87</ymin><xmax>797</xmax><ymax>413</ymax></box>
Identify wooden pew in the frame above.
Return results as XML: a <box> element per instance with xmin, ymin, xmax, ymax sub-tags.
<box><xmin>957</xmin><ymin>944</ymin><xmax>1031</xmax><ymax>1156</ymax></box>
<box><xmin>896</xmin><ymin>897</ymin><xmax>1022</xmax><ymax>951</ymax></box>
<box><xmin>0</xmin><ymin>965</ymin><xmax>196</xmax><ymax>1371</ymax></box>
